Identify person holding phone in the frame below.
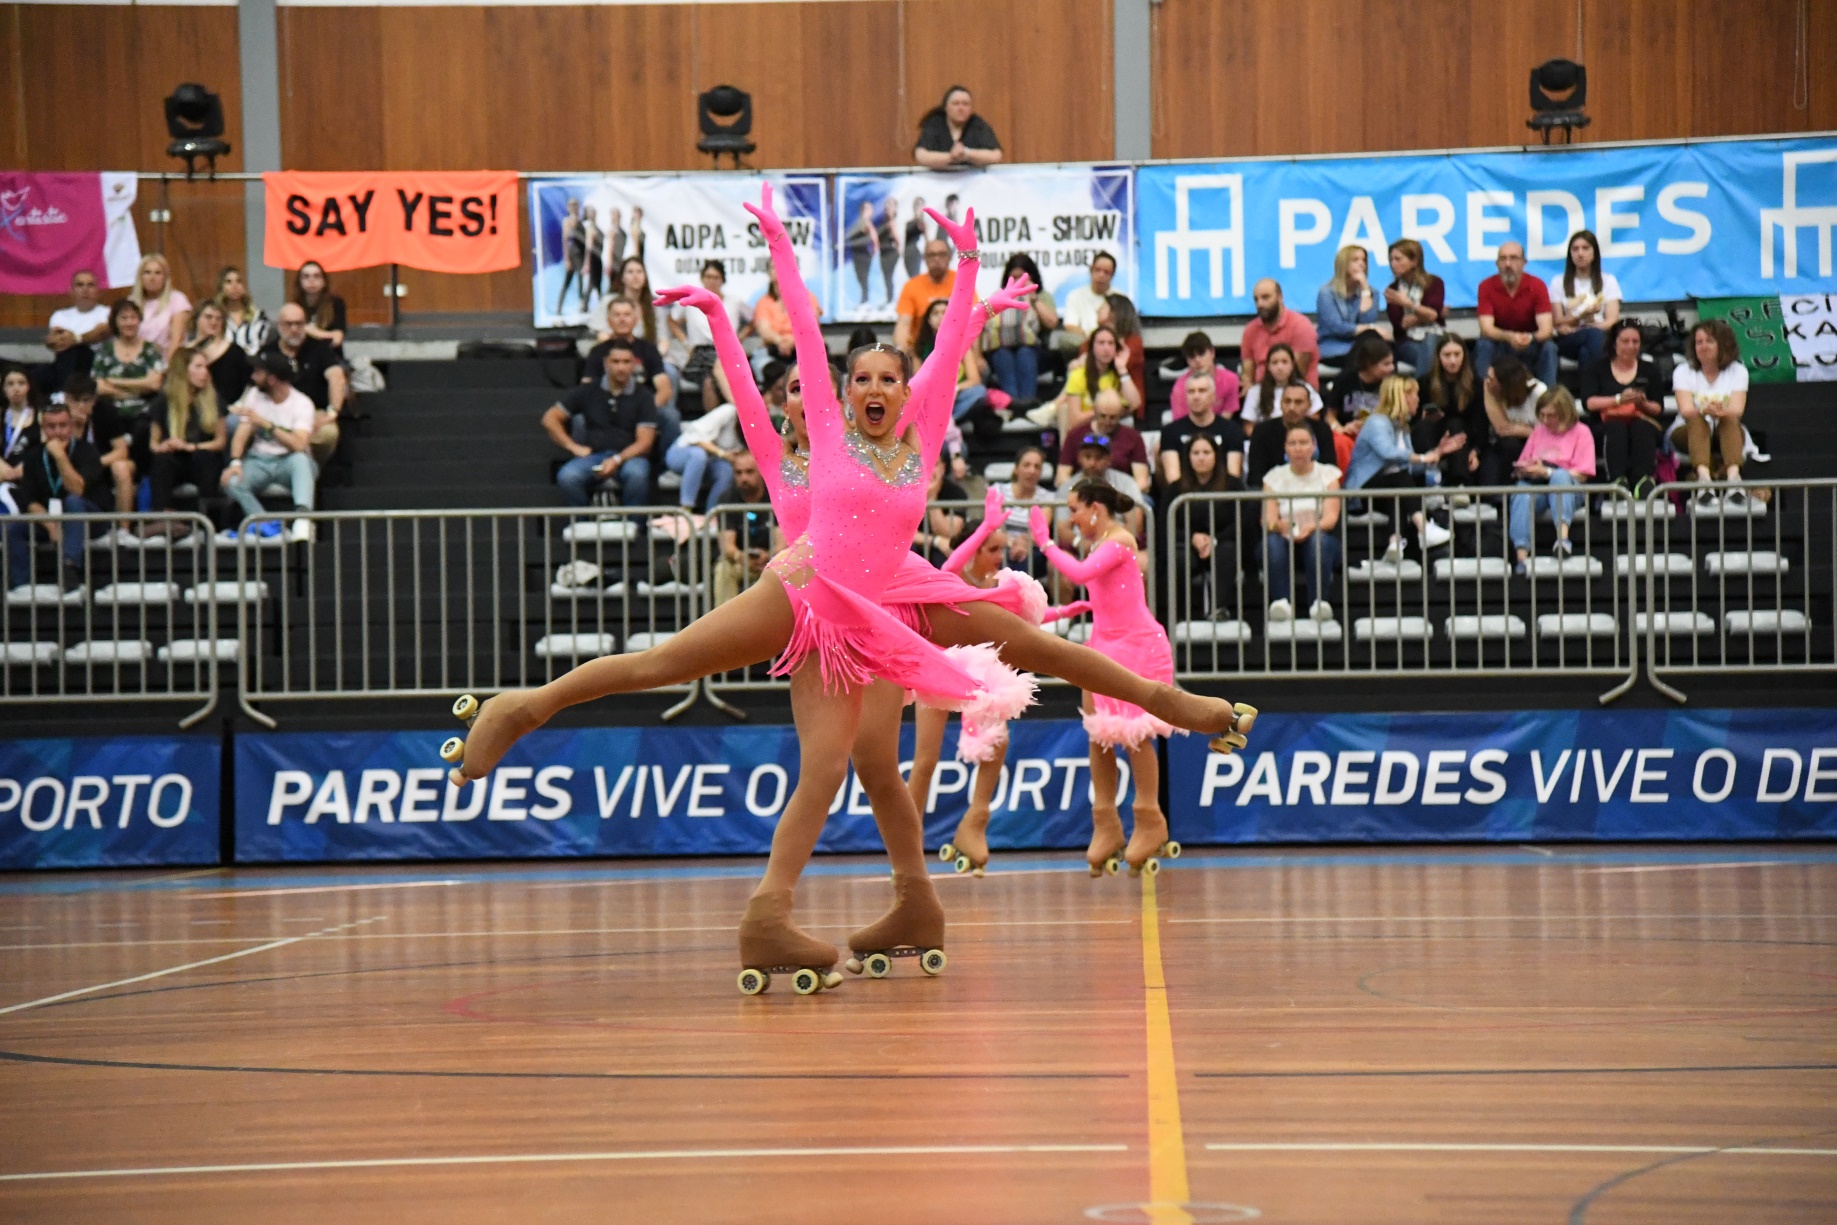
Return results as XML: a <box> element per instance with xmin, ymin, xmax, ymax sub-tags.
<box><xmin>1507</xmin><ymin>386</ymin><xmax>1595</xmax><ymax>575</ymax></box>
<box><xmin>1579</xmin><ymin>319</ymin><xmax>1664</xmax><ymax>495</ymax></box>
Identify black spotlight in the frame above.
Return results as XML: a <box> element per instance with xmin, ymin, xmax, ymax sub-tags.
<box><xmin>697</xmin><ymin>85</ymin><xmax>756</xmax><ymax>169</ymax></box>
<box><xmin>164</xmin><ymin>83</ymin><xmax>231</xmax><ymax>178</ymax></box>
<box><xmin>1527</xmin><ymin>59</ymin><xmax>1590</xmax><ymax>145</ymax></box>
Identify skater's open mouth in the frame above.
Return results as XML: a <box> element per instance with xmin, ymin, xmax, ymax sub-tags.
<box><xmin>863</xmin><ymin>400</ymin><xmax>887</xmax><ymax>426</ymax></box>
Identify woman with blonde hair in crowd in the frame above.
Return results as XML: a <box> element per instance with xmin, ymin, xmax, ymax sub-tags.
<box><xmin>1383</xmin><ymin>238</ymin><xmax>1445</xmax><ymax>374</ymax></box>
<box><xmin>1344</xmin><ymin>374</ymin><xmax>1461</xmax><ymax>562</ymax></box>
<box><xmin>144</xmin><ymin>347</ymin><xmax>227</xmax><ymax>536</ymax></box>
<box><xmin>129</xmin><ymin>254</ymin><xmax>191</xmax><ymax>362</ymax></box>
<box><xmin>212</xmin><ymin>266</ymin><xmax>270</xmax><ymax>355</ymax></box>
<box><xmin>1316</xmin><ymin>245</ymin><xmax>1388</xmax><ymax>364</ymax></box>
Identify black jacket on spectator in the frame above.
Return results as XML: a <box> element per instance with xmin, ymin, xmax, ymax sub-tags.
<box><xmin>1159</xmin><ymin>415</ymin><xmax>1238</xmax><ymax>480</ymax></box>
<box><xmin>1577</xmin><ymin>355</ymin><xmax>1664</xmax><ymax>415</ymax></box>
<box><xmin>260</xmin><ymin>337</ymin><xmax>339</xmax><ymax>410</ymax></box>
<box><xmin>584</xmin><ymin>337</ymin><xmax>666</xmax><ymax>388</ymax></box>
<box><xmin>18</xmin><ymin>438</ymin><xmax>105</xmax><ymax>508</ymax></box>
<box><xmin>1246</xmin><ymin>417</ymin><xmax>1336</xmax><ymax>490</ymax></box>
<box><xmin>76</xmin><ymin>399</ymin><xmax>128</xmax><ymax>456</ymax></box>
<box><xmin>208</xmin><ymin>344</ymin><xmax>253</xmax><ymax>409</ymax></box>
<box><xmin>916</xmin><ymin>113</ymin><xmax>1001</xmax><ymax>156</ymax></box>
<box><xmin>560</xmin><ymin>376</ymin><xmax>657</xmax><ymax>454</ymax></box>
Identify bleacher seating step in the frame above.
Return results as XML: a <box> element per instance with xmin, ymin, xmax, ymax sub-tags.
<box><xmin>65</xmin><ymin>639</ymin><xmax>154</xmax><ymax>663</ymax></box>
<box><xmin>1537</xmin><ymin>612</ymin><xmax>1618</xmax><ymax>638</ymax></box>
<box><xmin>158</xmin><ymin>639</ymin><xmax>241</xmax><ymax>663</ymax></box>
<box><xmin>1635</xmin><ymin>611</ymin><xmax>1716</xmax><ymax>635</ymax></box>
<box><xmin>385</xmin><ymin>361</ymin><xmax>575</xmax><ymax>391</ymax></box>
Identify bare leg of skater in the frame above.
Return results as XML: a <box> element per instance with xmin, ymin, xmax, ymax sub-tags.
<box><xmin>948</xmin><ymin>740</ymin><xmax>1003</xmax><ymax>871</ymax></box>
<box><xmin>1085</xmin><ymin>693</ymin><xmax>1127</xmax><ymax>875</ymax></box>
<box><xmin>906</xmin><ymin>704</ymin><xmax>950</xmax><ymax>823</ymax></box>
<box><xmin>1121</xmin><ymin>741</ymin><xmax>1167</xmax><ymax>871</ymax></box>
<box><xmin>848</xmin><ymin>681</ymin><xmax>947</xmax><ymax>965</ymax></box>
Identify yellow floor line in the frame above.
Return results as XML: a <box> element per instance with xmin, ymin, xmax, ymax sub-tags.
<box><xmin>1141</xmin><ymin>871</ymin><xmax>1193</xmax><ymax>1225</ymax></box>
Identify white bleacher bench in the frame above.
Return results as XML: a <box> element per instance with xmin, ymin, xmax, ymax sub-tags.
<box><xmin>1525</xmin><ymin>555</ymin><xmax>1605</xmax><ymax>578</ymax></box>
<box><xmin>1616</xmin><ymin>552</ymin><xmax>1693</xmax><ymax>577</ymax></box>
<box><xmin>1061</xmin><ymin>621</ymin><xmax>1093</xmax><ymax>644</ymax></box>
<box><xmin>1354</xmin><ymin>615</ymin><xmax>1433</xmax><ymax>641</ymax></box>
<box><xmin>1635</xmin><ymin>611</ymin><xmax>1716</xmax><ymax>636</ymax></box>
<box><xmin>982</xmin><ymin>461</ymin><xmax>1015</xmax><ymax>482</ymax></box>
<box><xmin>1267</xmin><ymin>618</ymin><xmax>1342</xmax><ymax>643</ymax></box>
<box><xmin>1002</xmin><ymin>415</ymin><xmax>1042</xmax><ymax>435</ymax></box>
<box><xmin>1342</xmin><ymin>509</ymin><xmax>1390</xmax><ymax>527</ymax></box>
<box><xmin>6</xmin><ymin>583</ymin><xmax>85</xmax><ymax>607</ymax></box>
<box><xmin>65</xmin><ymin>639</ymin><xmax>154</xmax><ymax>663</ymax></box>
<box><xmin>1434</xmin><ymin>556</ymin><xmax>1510</xmax><ymax>581</ymax></box>
<box><xmin>1692</xmin><ymin>496</ymin><xmax>1767</xmax><ymax>520</ymax></box>
<box><xmin>93</xmin><ymin>582</ymin><xmax>182</xmax><ymax>606</ymax></box>
<box><xmin>533</xmin><ymin>632</ymin><xmax>616</xmax><ymax>658</ymax></box>
<box><xmin>1172</xmin><ymin>620</ymin><xmax>1253</xmax><ymax>646</ymax></box>
<box><xmin>1536</xmin><ymin>613</ymin><xmax>1618</xmax><ymax>638</ymax></box>
<box><xmin>158</xmin><ymin>638</ymin><xmax>240</xmax><ymax>663</ymax></box>
<box><xmin>1704</xmin><ymin>551</ymin><xmax>1789</xmax><ymax>576</ymax></box>
<box><xmin>1599</xmin><ymin>499</ymin><xmax>1676</xmax><ymax>521</ymax></box>
<box><xmin>561</xmin><ymin>519</ymin><xmax>640</xmax><ymax>544</ymax></box>
<box><xmin>622</xmin><ymin>631</ymin><xmax>677</xmax><ymax>651</ymax></box>
<box><xmin>1450</xmin><ymin>502</ymin><xmax>1499</xmax><ymax>525</ymax></box>
<box><xmin>1</xmin><ymin>642</ymin><xmax>61</xmax><ymax>665</ymax></box>
<box><xmin>1348</xmin><ymin>558</ymin><xmax>1422</xmax><ymax>582</ymax></box>
<box><xmin>1445</xmin><ymin>614</ymin><xmax>1527</xmax><ymax>640</ymax></box>
<box><xmin>638</xmin><ymin>580</ymin><xmax>704</xmax><ymax>598</ymax></box>
<box><xmin>1725</xmin><ymin>609</ymin><xmax>1808</xmax><ymax>634</ymax></box>
<box><xmin>184</xmin><ymin>581</ymin><xmax>270</xmax><ymax>604</ymax></box>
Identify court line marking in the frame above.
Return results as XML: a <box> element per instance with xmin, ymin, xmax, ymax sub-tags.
<box><xmin>1202</xmin><ymin>1143</ymin><xmax>1837</xmax><ymax>1157</ymax></box>
<box><xmin>1582</xmin><ymin>862</ymin><xmax>1794</xmax><ymax>875</ymax></box>
<box><xmin>0</xmin><ymin>917</ymin><xmax>387</xmax><ymax>1017</ymax></box>
<box><xmin>187</xmin><ymin>881</ymin><xmax>463</xmax><ymax>900</ymax></box>
<box><xmin>0</xmin><ymin>1142</ymin><xmax>1130</xmax><ymax>1183</ymax></box>
<box><xmin>1140</xmin><ymin>871</ymin><xmax>1192</xmax><ymax>1225</ymax></box>
<box><xmin>1166</xmin><ymin>913</ymin><xmax>1837</xmax><ymax>925</ymax></box>
<box><xmin>1194</xmin><ymin>1062</ymin><xmax>1837</xmax><ymax>1080</ymax></box>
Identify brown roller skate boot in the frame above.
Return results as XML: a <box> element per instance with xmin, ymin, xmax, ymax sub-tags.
<box><xmin>442</xmin><ymin>689</ymin><xmax>548</xmax><ymax>787</ymax></box>
<box><xmin>1088</xmin><ymin>806</ymin><xmax>1127</xmax><ymax>877</ymax></box>
<box><xmin>844</xmin><ymin>871</ymin><xmax>948</xmax><ymax>979</ymax></box>
<box><xmin>735</xmin><ymin>888</ymin><xmax>842</xmax><ymax>996</ymax></box>
<box><xmin>1124</xmin><ymin>807</ymin><xmax>1180</xmax><ymax>877</ymax></box>
<box><xmin>938</xmin><ymin>807</ymin><xmax>990</xmax><ymax>876</ymax></box>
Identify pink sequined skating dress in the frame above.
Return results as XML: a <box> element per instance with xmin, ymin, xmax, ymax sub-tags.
<box><xmin>1038</xmin><ymin>533</ymin><xmax>1176</xmax><ymax>749</ymax></box>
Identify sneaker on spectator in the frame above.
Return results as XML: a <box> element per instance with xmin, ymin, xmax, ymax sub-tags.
<box><xmin>1309</xmin><ymin>599</ymin><xmax>1334</xmax><ymax>623</ymax></box>
<box><xmin>1450</xmin><ymin>493</ymin><xmax>1472</xmax><ymax>509</ymax></box>
<box><xmin>1513</xmin><ymin>557</ymin><xmax>1529</xmax><ymax>578</ymax></box>
<box><xmin>1630</xmin><ymin>476</ymin><xmax>1655</xmax><ymax>500</ymax></box>
<box><xmin>1024</xmin><ymin>403</ymin><xmax>1058</xmax><ymax>427</ymax></box>
<box><xmin>1722</xmin><ymin>487</ymin><xmax>1749</xmax><ymax>512</ymax></box>
<box><xmin>255</xmin><ymin>520</ymin><xmax>283</xmax><ymax>540</ymax></box>
<box><xmin>288</xmin><ymin>518</ymin><xmax>314</xmax><ymax>544</ymax></box>
<box><xmin>1420</xmin><ymin>519</ymin><xmax>1452</xmax><ymax>550</ymax></box>
<box><xmin>1552</xmin><ymin>537</ymin><xmax>1574</xmax><ymax>558</ymax></box>
<box><xmin>1381</xmin><ymin>535</ymin><xmax>1404</xmax><ymax>563</ymax></box>
<box><xmin>58</xmin><ymin>562</ymin><xmax>85</xmax><ymax>594</ymax></box>
<box><xmin>89</xmin><ymin>526</ymin><xmax>135</xmax><ymax>551</ymax></box>
<box><xmin>1692</xmin><ymin>487</ymin><xmax>1720</xmax><ymax>512</ymax></box>
<box><xmin>1267</xmin><ymin>598</ymin><xmax>1293</xmax><ymax>622</ymax></box>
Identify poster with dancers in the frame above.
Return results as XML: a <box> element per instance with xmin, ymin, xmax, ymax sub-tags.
<box><xmin>529</xmin><ymin>174</ymin><xmax>830</xmax><ymax>330</ymax></box>
<box><xmin>830</xmin><ymin>165</ymin><xmax>1134</xmax><ymax>323</ymax></box>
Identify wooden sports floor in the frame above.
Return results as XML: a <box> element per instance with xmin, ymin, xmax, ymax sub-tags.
<box><xmin>1</xmin><ymin>845</ymin><xmax>1834</xmax><ymax>1224</ymax></box>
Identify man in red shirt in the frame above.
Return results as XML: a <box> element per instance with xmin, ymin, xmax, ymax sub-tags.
<box><xmin>1475</xmin><ymin>241</ymin><xmax>1556</xmax><ymax>389</ymax></box>
<box><xmin>1239</xmin><ymin>279</ymin><xmax>1320</xmax><ymax>390</ymax></box>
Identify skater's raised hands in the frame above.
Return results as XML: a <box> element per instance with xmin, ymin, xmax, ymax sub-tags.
<box><xmin>984</xmin><ymin>274</ymin><xmax>1037</xmax><ymax>317</ymax></box>
<box><xmin>743</xmin><ymin>182</ymin><xmax>788</xmax><ymax>245</ymax></box>
<box><xmin>1028</xmin><ymin>505</ymin><xmax>1053</xmax><ymax>544</ymax></box>
<box><xmin>983</xmin><ymin>483</ymin><xmax>1005</xmax><ymax>522</ymax></box>
<box><xmin>653</xmin><ymin>285</ymin><xmax>724</xmax><ymax>315</ymax></box>
<box><xmin>924</xmin><ymin>205</ymin><xmax>978</xmax><ymax>256</ymax></box>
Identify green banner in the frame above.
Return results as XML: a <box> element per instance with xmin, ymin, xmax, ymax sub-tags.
<box><xmin>1696</xmin><ymin>297</ymin><xmax>1799</xmax><ymax>383</ymax></box>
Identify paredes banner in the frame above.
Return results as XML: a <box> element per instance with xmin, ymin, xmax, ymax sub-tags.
<box><xmin>263</xmin><ymin>171</ymin><xmax>520</xmax><ymax>274</ymax></box>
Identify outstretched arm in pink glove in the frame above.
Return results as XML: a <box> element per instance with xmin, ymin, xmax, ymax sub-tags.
<box><xmin>1030</xmin><ymin>506</ymin><xmax>1128</xmax><ymax>588</ymax></box>
<box><xmin>1039</xmin><ymin>599</ymin><xmax>1092</xmax><ymax>624</ymax></box>
<box><xmin>654</xmin><ymin>285</ymin><xmax>782</xmax><ymax>500</ymax></box>
<box><xmin>942</xmin><ymin>485</ymin><xmax>1007</xmax><ymax>575</ymax></box>
<box><xmin>899</xmin><ymin>206</ymin><xmax>982</xmax><ymax>449</ymax></box>
<box><xmin>744</xmin><ymin>184</ymin><xmax>839</xmax><ymax>449</ymax></box>
<box><xmin>906</xmin><ymin>273</ymin><xmax>1038</xmax><ymax>460</ymax></box>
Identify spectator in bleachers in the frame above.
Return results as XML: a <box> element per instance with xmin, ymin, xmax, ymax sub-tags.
<box><xmin>669</xmin><ymin>259</ymin><xmax>752</xmax><ymax>401</ymax></box>
<box><xmin>1324</xmin><ymin>331</ymin><xmax>1395</xmax><ymax>425</ymax></box>
<box><xmin>1172</xmin><ymin>433</ymin><xmax>1239</xmax><ymax>618</ymax></box>
<box><xmin>713</xmin><ymin>450</ymin><xmax>775</xmax><ymax>606</ymax></box>
<box><xmin>586</xmin><ymin>298</ymin><xmax>675</xmax><ymax>411</ymax></box>
<box><xmin>128</xmin><ymin>254</ymin><xmax>191</xmax><ymax>362</ymax></box>
<box><xmin>1248</xmin><ymin>383</ymin><xmax>1335</xmax><ymax>489</ymax></box>
<box><xmin>1261</xmin><ymin>421</ymin><xmax>1343</xmax><ymax>623</ymax></box>
<box><xmin>993</xmin><ymin>445</ymin><xmax>1055</xmax><ymax>576</ymax></box>
<box><xmin>40</xmin><ymin>270</ymin><xmax>108</xmax><ymax>396</ymax></box>
<box><xmin>1670</xmin><ymin>318</ymin><xmax>1751</xmax><ymax>510</ymax></box>
<box><xmin>894</xmin><ymin>239</ymin><xmax>956</xmax><ymax>354</ymax></box>
<box><xmin>1052</xmin><ymin>327</ymin><xmax>1141</xmax><ymax>436</ymax></box>
<box><xmin>751</xmin><ymin>267</ymin><xmax>796</xmax><ymax>376</ymax></box>
<box><xmin>1</xmin><ymin>367</ymin><xmax>40</xmax><ymax>514</ymax></box>
<box><xmin>6</xmin><ymin>402</ymin><xmax>104</xmax><ymax>593</ymax></box>
<box><xmin>1345</xmin><ymin>375</ymin><xmax>1459</xmax><ymax>561</ymax></box>
<box><xmin>1240</xmin><ymin>343</ymin><xmax>1322</xmax><ymax>427</ymax></box>
<box><xmin>213</xmin><ymin>266</ymin><xmax>271</xmax><ymax>355</ymax></box>
<box><xmin>546</xmin><ymin>338</ymin><xmax>657</xmax><ymax>508</ymax></box>
<box><xmin>262</xmin><ymin>304</ymin><xmax>345</xmax><ymax>465</ymax></box>
<box><xmin>1241</xmin><ymin>280</ymin><xmax>1320</xmax><ymax>394</ymax></box>
<box><xmin>1412</xmin><ymin>343</ymin><xmax>1480</xmax><ymax>490</ymax></box>
<box><xmin>1059</xmin><ymin>389</ymin><xmax>1149</xmax><ymax>492</ymax></box>
<box><xmin>1551</xmin><ymin>230</ymin><xmax>1619</xmax><ymax>372</ymax></box>
<box><xmin>1159</xmin><ymin>371</ymin><xmax>1241</xmax><ymax>487</ymax></box>
<box><xmin>1480</xmin><ymin>353</ymin><xmax>1546</xmax><ymax>486</ymax></box>
<box><xmin>1099</xmin><ymin>293</ymin><xmax>1148</xmax><ymax>395</ymax></box>
<box><xmin>293</xmin><ymin>261</ymin><xmax>347</xmax><ymax>353</ymax></box>
<box><xmin>913</xmin><ymin>85</ymin><xmax>1003</xmax><ymax>170</ymax></box>
<box><xmin>1059</xmin><ymin>251</ymin><xmax>1117</xmax><ymax>350</ymax></box>
<box><xmin>1166</xmin><ymin>332</ymin><xmax>1241</xmax><ymax>424</ymax></box>
<box><xmin>983</xmin><ymin>253</ymin><xmax>1055</xmax><ymax>404</ymax></box>
<box><xmin>185</xmin><ymin>300</ymin><xmax>253</xmax><ymax>410</ymax></box>
<box><xmin>145</xmin><ymin>347</ymin><xmax>226</xmax><ymax>531</ymax></box>
<box><xmin>1424</xmin><ymin>335</ymin><xmax>1479</xmax><ymax>424</ymax></box>
<box><xmin>663</xmin><ymin>360</ymin><xmax>742</xmax><ymax>520</ymax></box>
<box><xmin>914</xmin><ymin>461</ymin><xmax>969</xmax><ymax>567</ymax></box>
<box><xmin>91</xmin><ymin>298</ymin><xmax>165</xmax><ymax>420</ymax></box>
<box><xmin>1580</xmin><ymin>319</ymin><xmax>1664</xmax><ymax>494</ymax></box>
<box><xmin>62</xmin><ymin>376</ymin><xmax>125</xmax><ymax>486</ymax></box>
<box><xmin>1507</xmin><ymin>385</ymin><xmax>1594</xmax><ymax>573</ymax></box>
<box><xmin>223</xmin><ymin>353</ymin><xmax>317</xmax><ymax>542</ymax></box>
<box><xmin>1475</xmin><ymin>241</ymin><xmax>1556</xmax><ymax>388</ymax></box>
<box><xmin>915</xmin><ymin>297</ymin><xmax>989</xmax><ymax>424</ymax></box>
<box><xmin>1315</xmin><ymin>246</ymin><xmax>1390</xmax><ymax>364</ymax></box>
<box><xmin>1384</xmin><ymin>239</ymin><xmax>1445</xmax><ymax>376</ymax></box>
<box><xmin>1067</xmin><ymin>434</ymin><xmax>1146</xmax><ymax>539</ymax></box>
<box><xmin>614</xmin><ymin>257</ymin><xmax>663</xmax><ymax>348</ymax></box>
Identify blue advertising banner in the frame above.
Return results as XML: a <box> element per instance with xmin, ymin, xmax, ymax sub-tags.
<box><xmin>235</xmin><ymin>720</ymin><xmax>1133</xmax><ymax>863</ymax></box>
<box><xmin>1135</xmin><ymin>136</ymin><xmax>1837</xmax><ymax>315</ymax></box>
<box><xmin>1169</xmin><ymin>708</ymin><xmax>1837</xmax><ymax>842</ymax></box>
<box><xmin>0</xmin><ymin>735</ymin><xmax>221</xmax><ymax>869</ymax></box>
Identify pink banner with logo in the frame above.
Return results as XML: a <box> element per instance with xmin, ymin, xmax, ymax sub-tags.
<box><xmin>0</xmin><ymin>173</ymin><xmax>140</xmax><ymax>295</ymax></box>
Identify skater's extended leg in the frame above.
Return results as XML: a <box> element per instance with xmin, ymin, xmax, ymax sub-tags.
<box><xmin>906</xmin><ymin>704</ymin><xmax>949</xmax><ymax>820</ymax></box>
<box><xmin>852</xmin><ymin>682</ymin><xmax>931</xmax><ymax>878</ymax></box>
<box><xmin>758</xmin><ymin>663</ymin><xmax>864</xmax><ymax>894</ymax></box>
<box><xmin>1122</xmin><ymin>742</ymin><xmax>1168</xmax><ymax>870</ymax></box>
<box><xmin>949</xmin><ymin>739</ymin><xmax>1002</xmax><ymax>870</ymax></box>
<box><xmin>1086</xmin><ymin>694</ymin><xmax>1127</xmax><ymax>874</ymax></box>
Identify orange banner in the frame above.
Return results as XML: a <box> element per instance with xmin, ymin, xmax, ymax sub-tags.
<box><xmin>263</xmin><ymin>171</ymin><xmax>520</xmax><ymax>274</ymax></box>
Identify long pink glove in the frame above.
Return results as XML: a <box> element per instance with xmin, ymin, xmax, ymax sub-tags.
<box><xmin>654</xmin><ymin>284</ymin><xmax>784</xmax><ymax>504</ymax></box>
<box><xmin>1040</xmin><ymin>600</ymin><xmax>1092</xmax><ymax>624</ymax></box>
<box><xmin>942</xmin><ymin>485</ymin><xmax>1007</xmax><ymax>575</ymax></box>
<box><xmin>743</xmin><ymin>184</ymin><xmax>839</xmax><ymax>451</ymax></box>
<box><xmin>900</xmin><ymin>206</ymin><xmax>982</xmax><ymax>455</ymax></box>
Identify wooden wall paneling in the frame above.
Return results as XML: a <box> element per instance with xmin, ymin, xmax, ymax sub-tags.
<box><xmin>1580</xmin><ymin>0</ymin><xmax>1695</xmax><ymax>144</ymax></box>
<box><xmin>789</xmin><ymin>1</ymin><xmax>906</xmax><ymax>170</ymax></box>
<box><xmin>594</xmin><ymin>3</ymin><xmax>694</xmax><ymax>172</ymax></box>
<box><xmin>1812</xmin><ymin>0</ymin><xmax>1837</xmax><ymax>133</ymax></box>
<box><xmin>1463</xmin><ymin>0</ymin><xmax>1580</xmax><ymax>151</ymax></box>
<box><xmin>278</xmin><ymin>6</ymin><xmax>384</xmax><ymax>170</ymax></box>
<box><xmin>2</xmin><ymin>6</ymin><xmax>26</xmax><ymax>169</ymax></box>
<box><xmin>1689</xmin><ymin>0</ymin><xmax>1818</xmax><ymax>137</ymax></box>
<box><xmin>693</xmin><ymin>2</ymin><xmax>813</xmax><ymax>169</ymax></box>
<box><xmin>481</xmin><ymin>5</ymin><xmax>608</xmax><ymax>171</ymax></box>
<box><xmin>18</xmin><ymin>4</ymin><xmax>142</xmax><ymax>170</ymax></box>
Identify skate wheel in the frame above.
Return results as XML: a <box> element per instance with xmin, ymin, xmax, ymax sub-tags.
<box><xmin>1104</xmin><ymin>857</ymin><xmax>1122</xmax><ymax>876</ymax></box>
<box><xmin>844</xmin><ymin>957</ymin><xmax>864</xmax><ymax>976</ymax></box>
<box><xmin>1210</xmin><ymin>731</ymin><xmax>1248</xmax><ymax>754</ymax></box>
<box><xmin>791</xmin><ymin>968</ymin><xmax>821</xmax><ymax>996</ymax></box>
<box><xmin>864</xmin><ymin>952</ymin><xmax>892</xmax><ymax>978</ymax></box>
<box><xmin>737</xmin><ymin>968</ymin><xmax>768</xmax><ymax>996</ymax></box>
<box><xmin>938</xmin><ymin>843</ymin><xmax>957</xmax><ymax>863</ymax></box>
<box><xmin>820</xmin><ymin>971</ymin><xmax>843</xmax><ymax>990</ymax></box>
<box><xmin>1144</xmin><ymin>858</ymin><xmax>1161</xmax><ymax>876</ymax></box>
<box><xmin>1233</xmin><ymin>702</ymin><xmax>1258</xmax><ymax>734</ymax></box>
<box><xmin>971</xmin><ymin>866</ymin><xmax>986</xmax><ymax>878</ymax></box>
<box><xmin>1165</xmin><ymin>841</ymin><xmax>1182</xmax><ymax>859</ymax></box>
<box><xmin>919</xmin><ymin>948</ymin><xmax>947</xmax><ymax>976</ymax></box>
<box><xmin>438</xmin><ymin>736</ymin><xmax>466</xmax><ymax>764</ymax></box>
<box><xmin>452</xmin><ymin>694</ymin><xmax>479</xmax><ymax>723</ymax></box>
<box><xmin>953</xmin><ymin>854</ymin><xmax>971</xmax><ymax>874</ymax></box>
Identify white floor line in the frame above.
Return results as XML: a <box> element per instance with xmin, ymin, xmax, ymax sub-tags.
<box><xmin>187</xmin><ymin>881</ymin><xmax>463</xmax><ymax>900</ymax></box>
<box><xmin>1583</xmin><ymin>862</ymin><xmax>1793</xmax><ymax>875</ymax></box>
<box><xmin>1166</xmin><ymin>912</ymin><xmax>1833</xmax><ymax>925</ymax></box>
<box><xmin>1203</xmin><ymin>1142</ymin><xmax>1837</xmax><ymax>1157</ymax></box>
<box><xmin>0</xmin><ymin>1142</ymin><xmax>1129</xmax><ymax>1182</ymax></box>
<box><xmin>0</xmin><ymin>917</ymin><xmax>387</xmax><ymax>1016</ymax></box>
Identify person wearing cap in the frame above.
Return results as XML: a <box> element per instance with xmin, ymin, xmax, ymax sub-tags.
<box><xmin>1065</xmin><ymin>432</ymin><xmax>1146</xmax><ymax>541</ymax></box>
<box><xmin>222</xmin><ymin>352</ymin><xmax>317</xmax><ymax>542</ymax></box>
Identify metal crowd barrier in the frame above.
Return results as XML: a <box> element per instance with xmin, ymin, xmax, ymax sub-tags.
<box><xmin>0</xmin><ymin>510</ymin><xmax>221</xmax><ymax>725</ymax></box>
<box><xmin>1165</xmin><ymin>484</ymin><xmax>1642</xmax><ymax>704</ymax></box>
<box><xmin>1641</xmin><ymin>477</ymin><xmax>1836</xmax><ymax>703</ymax></box>
<box><xmin>235</xmin><ymin>506</ymin><xmax>700</xmax><ymax>727</ymax></box>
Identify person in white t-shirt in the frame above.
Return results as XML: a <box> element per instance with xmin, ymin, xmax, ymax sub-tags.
<box><xmin>222</xmin><ymin>353</ymin><xmax>317</xmax><ymax>541</ymax></box>
<box><xmin>41</xmin><ymin>270</ymin><xmax>111</xmax><ymax>395</ymax></box>
<box><xmin>1552</xmin><ymin>230</ymin><xmax>1621</xmax><ymax>372</ymax></box>
<box><xmin>1057</xmin><ymin>250</ymin><xmax>1116</xmax><ymax>350</ymax></box>
<box><xmin>663</xmin><ymin>360</ymin><xmax>745</xmax><ymax>519</ymax></box>
<box><xmin>1261</xmin><ymin>422</ymin><xmax>1344</xmax><ymax>623</ymax></box>
<box><xmin>667</xmin><ymin>259</ymin><xmax>752</xmax><ymax>373</ymax></box>
<box><xmin>1670</xmin><ymin>319</ymin><xmax>1752</xmax><ymax>511</ymax></box>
